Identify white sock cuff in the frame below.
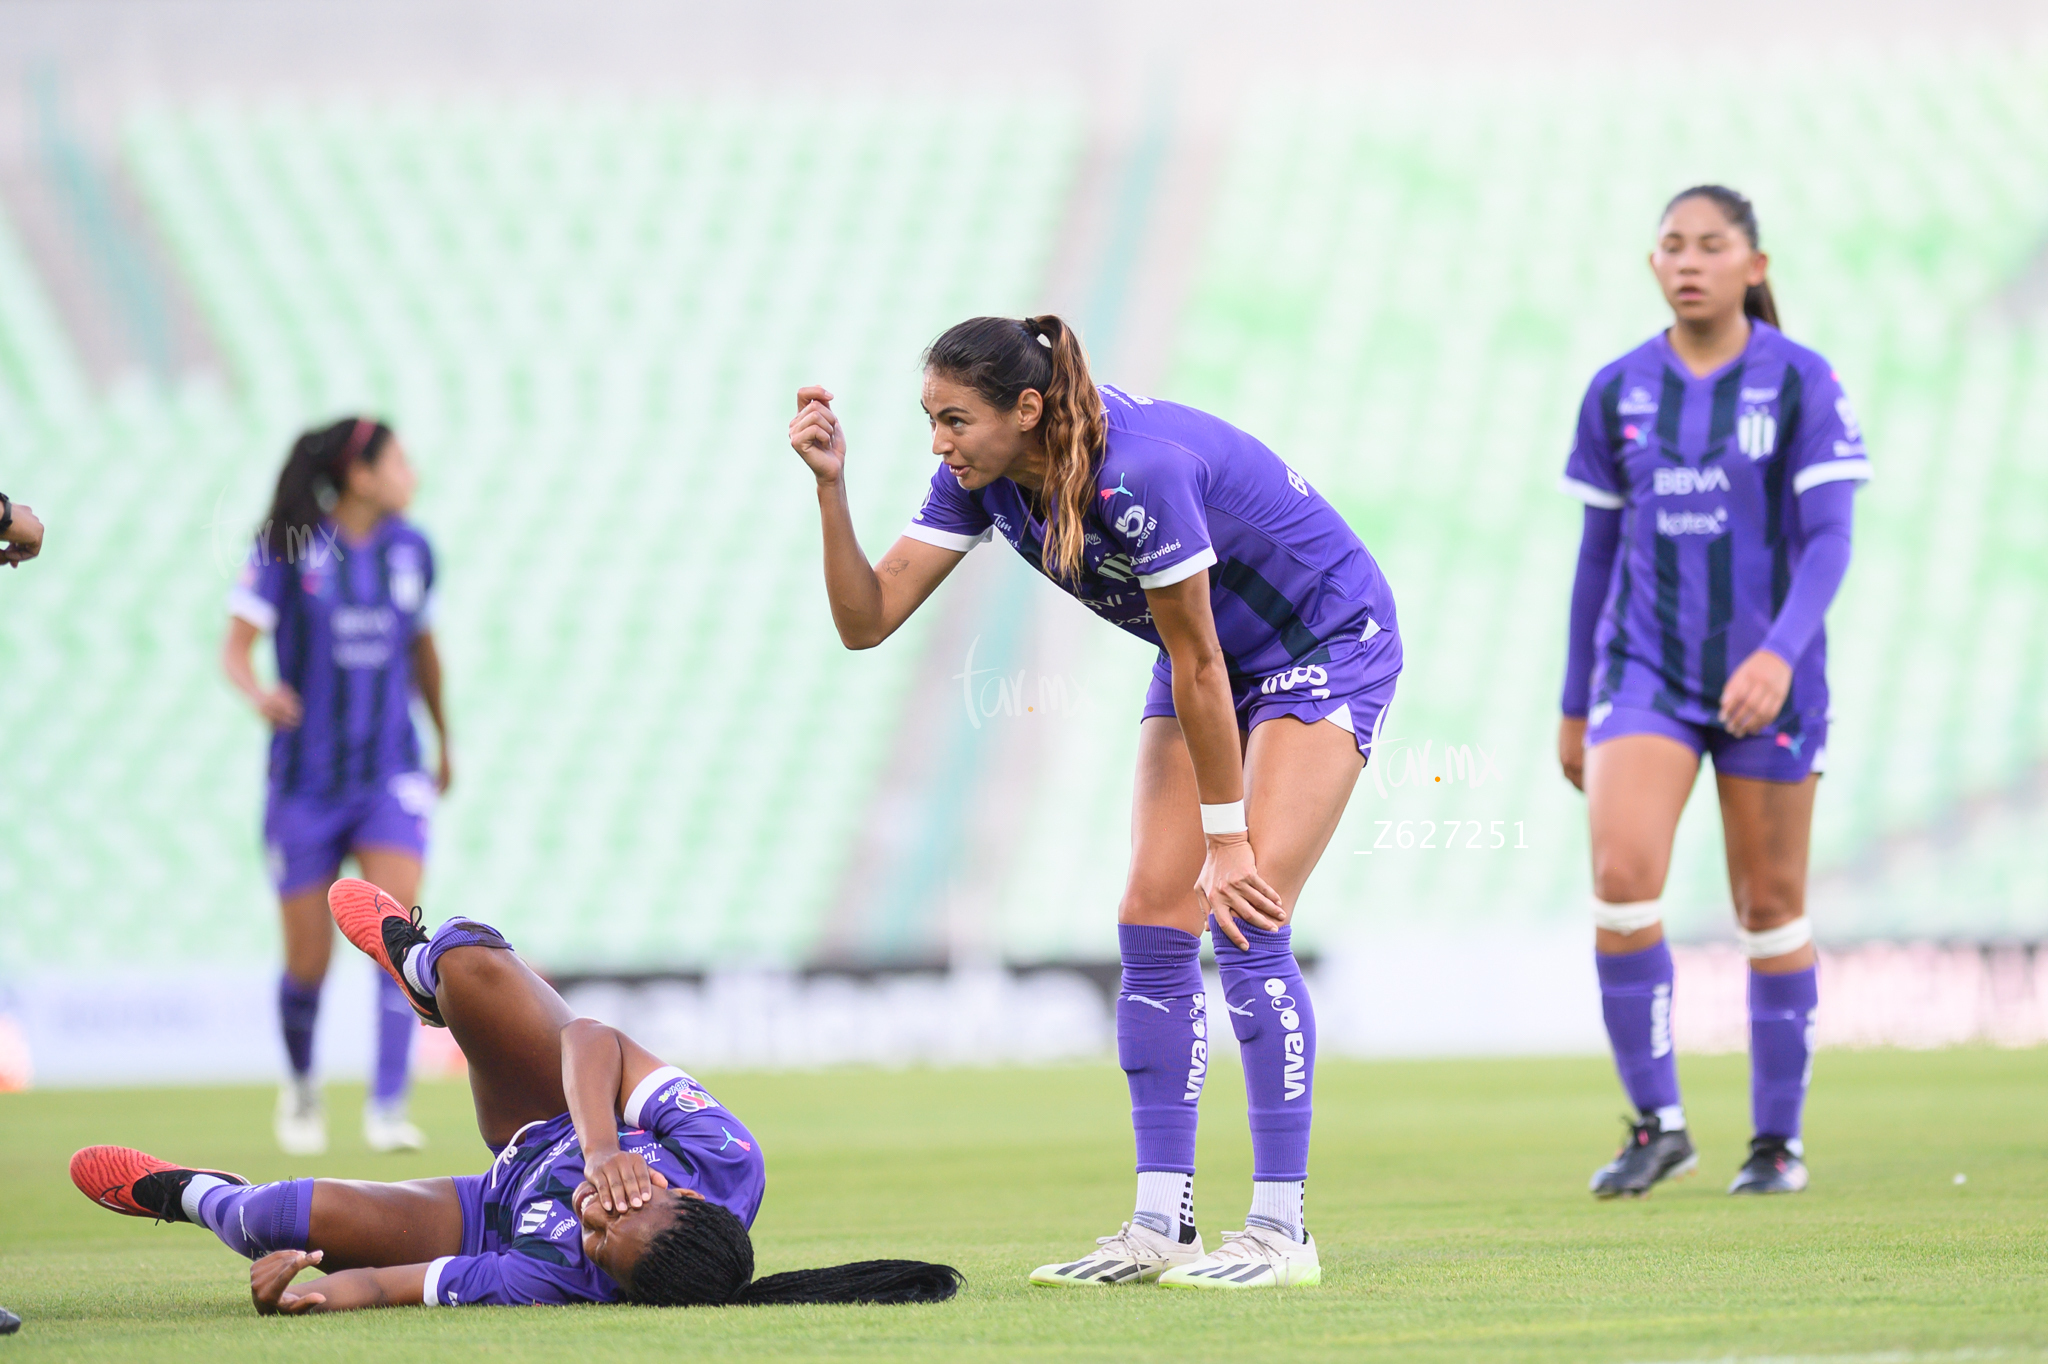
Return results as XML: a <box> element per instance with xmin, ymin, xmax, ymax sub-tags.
<box><xmin>1248</xmin><ymin>1179</ymin><xmax>1306</xmax><ymax>1241</ymax></box>
<box><xmin>1654</xmin><ymin>1104</ymin><xmax>1687</xmax><ymax>1131</ymax></box>
<box><xmin>181</xmin><ymin>1174</ymin><xmax>228</xmax><ymax>1224</ymax></box>
<box><xmin>1592</xmin><ymin>896</ymin><xmax>1663</xmax><ymax>933</ymax></box>
<box><xmin>401</xmin><ymin>944</ymin><xmax>436</xmax><ymax>998</ymax></box>
<box><xmin>1135</xmin><ymin>1171</ymin><xmax>1193</xmax><ymax>1218</ymax></box>
<box><xmin>1737</xmin><ymin>917</ymin><xmax>1812</xmax><ymax>959</ymax></box>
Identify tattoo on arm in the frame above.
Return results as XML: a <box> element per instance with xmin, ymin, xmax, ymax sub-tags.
<box><xmin>881</xmin><ymin>557</ymin><xmax>910</xmax><ymax>578</ymax></box>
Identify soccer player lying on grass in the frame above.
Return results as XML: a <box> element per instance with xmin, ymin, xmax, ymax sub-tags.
<box><xmin>70</xmin><ymin>879</ymin><xmax>962</xmax><ymax>1313</ymax></box>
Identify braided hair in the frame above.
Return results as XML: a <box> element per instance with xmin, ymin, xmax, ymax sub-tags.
<box><xmin>259</xmin><ymin>416</ymin><xmax>390</xmax><ymax>563</ymax></box>
<box><xmin>627</xmin><ymin>1197</ymin><xmax>963</xmax><ymax>1307</ymax></box>
<box><xmin>1662</xmin><ymin>184</ymin><xmax>1780</xmax><ymax>328</ymax></box>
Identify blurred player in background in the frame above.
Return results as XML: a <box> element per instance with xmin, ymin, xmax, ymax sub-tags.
<box><xmin>70</xmin><ymin>880</ymin><xmax>961</xmax><ymax>1312</ymax></box>
<box><xmin>787</xmin><ymin>316</ymin><xmax>1402</xmax><ymax>1290</ymax></box>
<box><xmin>221</xmin><ymin>418</ymin><xmax>452</xmax><ymax>1156</ymax></box>
<box><xmin>1557</xmin><ymin>187</ymin><xmax>1868</xmax><ymax>1198</ymax></box>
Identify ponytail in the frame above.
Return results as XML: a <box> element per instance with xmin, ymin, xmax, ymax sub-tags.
<box><xmin>258</xmin><ymin>416</ymin><xmax>390</xmax><ymax>562</ymax></box>
<box><xmin>923</xmin><ymin>314</ymin><xmax>1106</xmax><ymax>581</ymax></box>
<box><xmin>628</xmin><ymin>1197</ymin><xmax>963</xmax><ymax>1307</ymax></box>
<box><xmin>1662</xmin><ymin>184</ymin><xmax>1780</xmax><ymax>329</ymax></box>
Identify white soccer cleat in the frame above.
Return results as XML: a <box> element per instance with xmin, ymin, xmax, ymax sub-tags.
<box><xmin>273</xmin><ymin>1080</ymin><xmax>328</xmax><ymax>1157</ymax></box>
<box><xmin>1156</xmin><ymin>1225</ymin><xmax>1321</xmax><ymax>1289</ymax></box>
<box><xmin>1027</xmin><ymin>1221</ymin><xmax>1204</xmax><ymax>1287</ymax></box>
<box><xmin>363</xmin><ymin>1103</ymin><xmax>427</xmax><ymax>1153</ymax></box>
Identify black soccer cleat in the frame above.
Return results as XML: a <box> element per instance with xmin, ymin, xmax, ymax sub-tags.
<box><xmin>1728</xmin><ymin>1135</ymin><xmax>1808</xmax><ymax>1194</ymax></box>
<box><xmin>1589</xmin><ymin>1115</ymin><xmax>1698</xmax><ymax>1199</ymax></box>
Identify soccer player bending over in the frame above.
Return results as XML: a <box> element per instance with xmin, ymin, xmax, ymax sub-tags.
<box><xmin>787</xmin><ymin>317</ymin><xmax>1402</xmax><ymax>1289</ymax></box>
<box><xmin>71</xmin><ymin>881</ymin><xmax>962</xmax><ymax>1311</ymax></box>
<box><xmin>1558</xmin><ymin>187</ymin><xmax>1868</xmax><ymax>1199</ymax></box>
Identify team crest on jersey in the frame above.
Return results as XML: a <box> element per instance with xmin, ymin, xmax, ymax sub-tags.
<box><xmin>1617</xmin><ymin>386</ymin><xmax>1658</xmax><ymax>416</ymax></box>
<box><xmin>388</xmin><ymin>544</ymin><xmax>427</xmax><ymax>613</ymax></box>
<box><xmin>1737</xmin><ymin>409</ymin><xmax>1778</xmax><ymax>460</ymax></box>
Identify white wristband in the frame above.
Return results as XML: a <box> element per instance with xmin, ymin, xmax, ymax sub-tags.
<box><xmin>1200</xmin><ymin>800</ymin><xmax>1247</xmax><ymax>835</ymax></box>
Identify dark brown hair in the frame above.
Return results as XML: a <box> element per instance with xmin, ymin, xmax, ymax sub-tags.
<box><xmin>259</xmin><ymin>416</ymin><xmax>391</xmax><ymax>561</ymax></box>
<box><xmin>923</xmin><ymin>314</ymin><xmax>1105</xmax><ymax>580</ymax></box>
<box><xmin>1663</xmin><ymin>185</ymin><xmax>1779</xmax><ymax>328</ymax></box>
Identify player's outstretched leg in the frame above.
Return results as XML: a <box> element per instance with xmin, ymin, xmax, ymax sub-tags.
<box><xmin>71</xmin><ymin>1144</ymin><xmax>463</xmax><ymax>1272</ymax></box>
<box><xmin>329</xmin><ymin>878</ymin><xmax>577</xmax><ymax>1148</ymax></box>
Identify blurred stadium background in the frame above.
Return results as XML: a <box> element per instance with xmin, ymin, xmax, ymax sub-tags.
<box><xmin>0</xmin><ymin>0</ymin><xmax>2044</xmax><ymax>1086</ymax></box>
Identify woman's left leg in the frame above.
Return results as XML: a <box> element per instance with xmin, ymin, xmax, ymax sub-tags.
<box><xmin>1218</xmin><ymin>714</ymin><xmax>1364</xmax><ymax>1243</ymax></box>
<box><xmin>1716</xmin><ymin>772</ymin><xmax>1820</xmax><ymax>1191</ymax></box>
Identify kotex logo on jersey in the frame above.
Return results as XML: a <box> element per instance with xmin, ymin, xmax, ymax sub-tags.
<box><xmin>1656</xmin><ymin>507</ymin><xmax>1730</xmax><ymax>537</ymax></box>
<box><xmin>1651</xmin><ymin>466</ymin><xmax>1731</xmax><ymax>496</ymax></box>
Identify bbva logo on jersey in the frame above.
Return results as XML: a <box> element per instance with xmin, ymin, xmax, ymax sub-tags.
<box><xmin>1651</xmin><ymin>466</ymin><xmax>1731</xmax><ymax>496</ymax></box>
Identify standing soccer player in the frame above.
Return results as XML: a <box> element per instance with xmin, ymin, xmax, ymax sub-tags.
<box><xmin>786</xmin><ymin>317</ymin><xmax>1402</xmax><ymax>1289</ymax></box>
<box><xmin>222</xmin><ymin>418</ymin><xmax>452</xmax><ymax>1155</ymax></box>
<box><xmin>1558</xmin><ymin>187</ymin><xmax>1868</xmax><ymax>1197</ymax></box>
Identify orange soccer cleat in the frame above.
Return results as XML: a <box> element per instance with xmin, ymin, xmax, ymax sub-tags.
<box><xmin>70</xmin><ymin>1145</ymin><xmax>246</xmax><ymax>1222</ymax></box>
<box><xmin>327</xmin><ymin>877</ymin><xmax>444</xmax><ymax>1026</ymax></box>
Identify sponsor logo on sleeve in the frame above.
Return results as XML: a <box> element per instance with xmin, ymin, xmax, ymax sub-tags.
<box><xmin>1183</xmin><ymin>993</ymin><xmax>1207</xmax><ymax>1102</ymax></box>
<box><xmin>1113</xmin><ymin>505</ymin><xmax>1155</xmax><ymax>542</ymax></box>
<box><xmin>660</xmin><ymin>1076</ymin><xmax>716</xmax><ymax>1114</ymax></box>
<box><xmin>1132</xmin><ymin>540</ymin><xmax>1182</xmax><ymax>567</ymax></box>
<box><xmin>1835</xmin><ymin>394</ymin><xmax>1862</xmax><ymax>441</ymax></box>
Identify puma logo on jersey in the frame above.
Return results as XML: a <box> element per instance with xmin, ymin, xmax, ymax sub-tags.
<box><xmin>1652</xmin><ymin>466</ymin><xmax>1731</xmax><ymax>496</ymax></box>
<box><xmin>1617</xmin><ymin>386</ymin><xmax>1658</xmax><ymax>416</ymax></box>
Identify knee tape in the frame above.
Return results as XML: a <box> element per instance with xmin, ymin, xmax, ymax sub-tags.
<box><xmin>1737</xmin><ymin>916</ymin><xmax>1813</xmax><ymax>959</ymax></box>
<box><xmin>1591</xmin><ymin>897</ymin><xmax>1663</xmax><ymax>933</ymax></box>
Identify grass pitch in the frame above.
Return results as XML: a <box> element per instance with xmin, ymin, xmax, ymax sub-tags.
<box><xmin>0</xmin><ymin>1048</ymin><xmax>2041</xmax><ymax>1362</ymax></box>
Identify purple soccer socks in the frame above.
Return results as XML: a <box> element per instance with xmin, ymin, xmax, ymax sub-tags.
<box><xmin>1117</xmin><ymin>924</ymin><xmax>1206</xmax><ymax>1239</ymax></box>
<box><xmin>1214</xmin><ymin>919</ymin><xmax>1314</xmax><ymax>1239</ymax></box>
<box><xmin>1596</xmin><ymin>942</ymin><xmax>1683</xmax><ymax>1124</ymax></box>
<box><xmin>185</xmin><ymin>1177</ymin><xmax>314</xmax><ymax>1260</ymax></box>
<box><xmin>1749</xmin><ymin>965</ymin><xmax>1818</xmax><ymax>1140</ymax></box>
<box><xmin>277</xmin><ymin>973</ymin><xmax>321</xmax><ymax>1078</ymax></box>
<box><xmin>371</xmin><ymin>972</ymin><xmax>414</xmax><ymax>1106</ymax></box>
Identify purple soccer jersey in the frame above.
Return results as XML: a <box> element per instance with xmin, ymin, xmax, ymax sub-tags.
<box><xmin>905</xmin><ymin>385</ymin><xmax>1398</xmax><ymax>683</ymax></box>
<box><xmin>423</xmin><ymin>1067</ymin><xmax>766</xmax><ymax>1307</ymax></box>
<box><xmin>229</xmin><ymin>516</ymin><xmax>436</xmax><ymax>798</ymax></box>
<box><xmin>1561</xmin><ymin>322</ymin><xmax>1870</xmax><ymax>738</ymax></box>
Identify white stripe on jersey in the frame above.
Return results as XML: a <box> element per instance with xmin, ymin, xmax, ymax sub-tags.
<box><xmin>902</xmin><ymin>523</ymin><xmax>991</xmax><ymax>554</ymax></box>
<box><xmin>1558</xmin><ymin>475</ymin><xmax>1624</xmax><ymax>510</ymax></box>
<box><xmin>1791</xmin><ymin>458</ymin><xmax>1872</xmax><ymax>495</ymax></box>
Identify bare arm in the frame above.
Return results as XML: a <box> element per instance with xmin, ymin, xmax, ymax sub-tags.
<box><xmin>221</xmin><ymin>616</ymin><xmax>303</xmax><ymax>729</ymax></box>
<box><xmin>790</xmin><ymin>385</ymin><xmax>965</xmax><ymax>649</ymax></box>
<box><xmin>250</xmin><ymin>1250</ymin><xmax>427</xmax><ymax>1314</ymax></box>
<box><xmin>411</xmin><ymin>630</ymin><xmax>451</xmax><ymax>791</ymax></box>
<box><xmin>560</xmin><ymin>1017</ymin><xmax>671</xmax><ymax>1215</ymax></box>
<box><xmin>1146</xmin><ymin>573</ymin><xmax>1284</xmax><ymax>948</ymax></box>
